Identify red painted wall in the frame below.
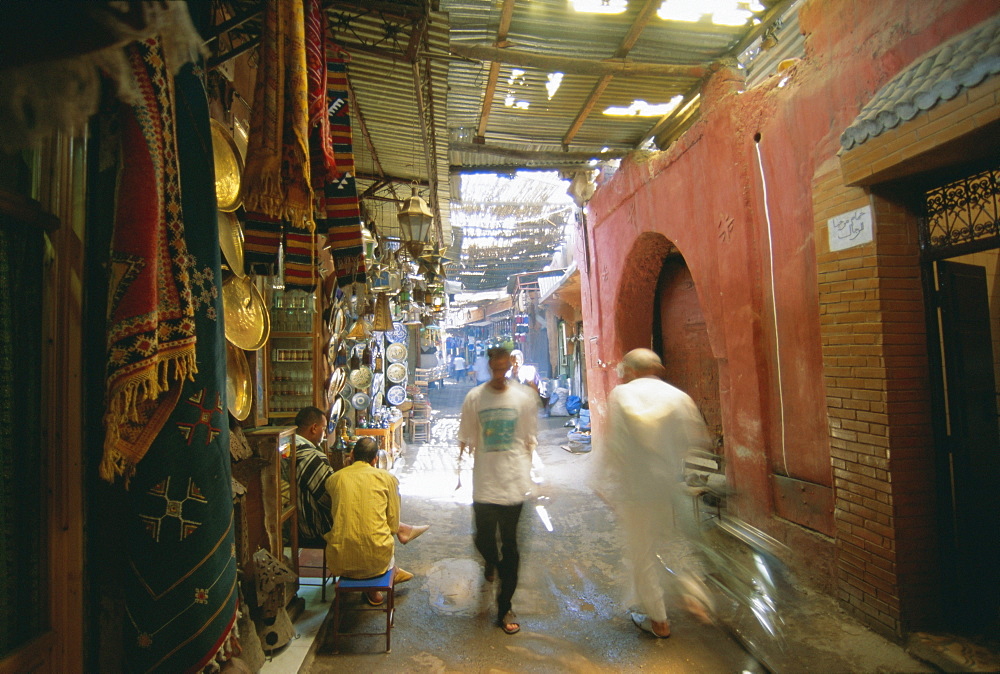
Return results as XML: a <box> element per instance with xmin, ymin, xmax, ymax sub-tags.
<box><xmin>581</xmin><ymin>0</ymin><xmax>994</xmax><ymax>532</ymax></box>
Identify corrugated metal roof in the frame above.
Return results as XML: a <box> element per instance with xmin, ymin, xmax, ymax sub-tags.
<box><xmin>212</xmin><ymin>0</ymin><xmax>794</xmax><ymax>289</ymax></box>
<box><xmin>840</xmin><ymin>13</ymin><xmax>1000</xmax><ymax>151</ymax></box>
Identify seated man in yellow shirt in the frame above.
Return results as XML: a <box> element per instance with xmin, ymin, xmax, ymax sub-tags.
<box><xmin>324</xmin><ymin>437</ymin><xmax>424</xmax><ymax>605</ymax></box>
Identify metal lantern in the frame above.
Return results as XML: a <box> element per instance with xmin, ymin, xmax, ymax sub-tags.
<box><xmin>360</xmin><ymin>226</ymin><xmax>378</xmax><ymax>261</ymax></box>
<box><xmin>396</xmin><ymin>185</ymin><xmax>433</xmax><ymax>259</ymax></box>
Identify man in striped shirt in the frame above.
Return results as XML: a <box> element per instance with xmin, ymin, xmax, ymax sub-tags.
<box><xmin>294</xmin><ymin>407</ymin><xmax>429</xmax><ymax>546</ymax></box>
<box><xmin>294</xmin><ymin>407</ymin><xmax>337</xmax><ymax>543</ymax></box>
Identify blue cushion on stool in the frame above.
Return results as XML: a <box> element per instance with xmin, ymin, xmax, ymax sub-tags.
<box><xmin>337</xmin><ymin>569</ymin><xmax>394</xmax><ymax>589</ymax></box>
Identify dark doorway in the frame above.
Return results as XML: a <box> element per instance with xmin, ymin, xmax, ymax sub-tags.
<box><xmin>932</xmin><ymin>259</ymin><xmax>1000</xmax><ymax>630</ymax></box>
<box><xmin>652</xmin><ymin>256</ymin><xmax>722</xmax><ymax>444</ymax></box>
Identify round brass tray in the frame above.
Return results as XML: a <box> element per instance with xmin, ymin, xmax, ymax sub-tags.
<box><xmin>222</xmin><ymin>275</ymin><xmax>270</xmax><ymax>351</ymax></box>
<box><xmin>226</xmin><ymin>342</ymin><xmax>252</xmax><ymax>421</ymax></box>
<box><xmin>218</xmin><ymin>210</ymin><xmax>246</xmax><ymax>278</ymax></box>
<box><xmin>211</xmin><ymin>119</ymin><xmax>243</xmax><ymax>212</ymax></box>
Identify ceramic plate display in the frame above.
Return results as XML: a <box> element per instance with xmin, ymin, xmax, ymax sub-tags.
<box><xmin>352</xmin><ymin>392</ymin><xmax>371</xmax><ymax>411</ymax></box>
<box><xmin>385</xmin><ymin>342</ymin><xmax>407</xmax><ymax>363</ymax></box>
<box><xmin>210</xmin><ymin>119</ymin><xmax>243</xmax><ymax>212</ymax></box>
<box><xmin>225</xmin><ymin>342</ymin><xmax>252</xmax><ymax>421</ymax></box>
<box><xmin>218</xmin><ymin>210</ymin><xmax>246</xmax><ymax>277</ymax></box>
<box><xmin>330</xmin><ymin>306</ymin><xmax>347</xmax><ymax>338</ymax></box>
<box><xmin>222</xmin><ymin>275</ymin><xmax>270</xmax><ymax>350</ymax></box>
<box><xmin>340</xmin><ymin>382</ymin><xmax>353</xmax><ymax>401</ymax></box>
<box><xmin>387</xmin><ymin>321</ymin><xmax>408</xmax><ymax>344</ymax></box>
<box><xmin>348</xmin><ymin>365</ymin><xmax>373</xmax><ymax>390</ymax></box>
<box><xmin>326</xmin><ymin>367</ymin><xmax>346</xmax><ymax>402</ymax></box>
<box><xmin>386</xmin><ymin>385</ymin><xmax>406</xmax><ymax>406</ymax></box>
<box><xmin>386</xmin><ymin>362</ymin><xmax>407</xmax><ymax>384</ymax></box>
<box><xmin>329</xmin><ymin>396</ymin><xmax>345</xmax><ymax>423</ymax></box>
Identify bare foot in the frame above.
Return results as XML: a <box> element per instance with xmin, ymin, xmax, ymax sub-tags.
<box><xmin>397</xmin><ymin>523</ymin><xmax>430</xmax><ymax>544</ymax></box>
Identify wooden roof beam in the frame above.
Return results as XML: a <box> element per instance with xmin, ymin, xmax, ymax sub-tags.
<box><xmin>474</xmin><ymin>0</ymin><xmax>516</xmax><ymax>143</ymax></box>
<box><xmin>451</xmin><ymin>142</ymin><xmax>628</xmax><ymax>162</ymax></box>
<box><xmin>562</xmin><ymin>0</ymin><xmax>661</xmax><ymax>146</ymax></box>
<box><xmin>450</xmin><ymin>43</ymin><xmax>707</xmax><ymax>78</ymax></box>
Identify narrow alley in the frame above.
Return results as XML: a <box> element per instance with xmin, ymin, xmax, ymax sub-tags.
<box><xmin>290</xmin><ymin>380</ymin><xmax>928</xmax><ymax>673</ymax></box>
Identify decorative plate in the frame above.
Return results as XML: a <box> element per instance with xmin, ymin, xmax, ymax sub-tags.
<box><xmin>218</xmin><ymin>210</ymin><xmax>245</xmax><ymax>278</ymax></box>
<box><xmin>210</xmin><ymin>119</ymin><xmax>243</xmax><ymax>212</ymax></box>
<box><xmin>386</xmin><ymin>342</ymin><xmax>407</xmax><ymax>363</ymax></box>
<box><xmin>386</xmin><ymin>385</ymin><xmax>406</xmax><ymax>406</ymax></box>
<box><xmin>386</xmin><ymin>362</ymin><xmax>407</xmax><ymax>384</ymax></box>
<box><xmin>222</xmin><ymin>275</ymin><xmax>270</xmax><ymax>350</ymax></box>
<box><xmin>348</xmin><ymin>365</ymin><xmax>373</xmax><ymax>390</ymax></box>
<box><xmin>225</xmin><ymin>342</ymin><xmax>252</xmax><ymax>421</ymax></box>
<box><xmin>326</xmin><ymin>367</ymin><xmax>346</xmax><ymax>401</ymax></box>
<box><xmin>387</xmin><ymin>321</ymin><xmax>408</xmax><ymax>344</ymax></box>
<box><xmin>340</xmin><ymin>382</ymin><xmax>354</xmax><ymax>401</ymax></box>
<box><xmin>352</xmin><ymin>392</ymin><xmax>371</xmax><ymax>411</ymax></box>
<box><xmin>328</xmin><ymin>396</ymin><xmax>345</xmax><ymax>423</ymax></box>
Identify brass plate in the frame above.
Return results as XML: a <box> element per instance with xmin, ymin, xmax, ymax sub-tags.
<box><xmin>218</xmin><ymin>210</ymin><xmax>246</xmax><ymax>278</ymax></box>
<box><xmin>222</xmin><ymin>275</ymin><xmax>270</xmax><ymax>351</ymax></box>
<box><xmin>211</xmin><ymin>119</ymin><xmax>243</xmax><ymax>212</ymax></box>
<box><xmin>226</xmin><ymin>342</ymin><xmax>252</xmax><ymax>421</ymax></box>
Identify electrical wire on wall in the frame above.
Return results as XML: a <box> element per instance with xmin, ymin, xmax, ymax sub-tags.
<box><xmin>754</xmin><ymin>133</ymin><xmax>789</xmax><ymax>477</ymax></box>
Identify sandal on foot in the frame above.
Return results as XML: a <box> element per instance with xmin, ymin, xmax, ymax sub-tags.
<box><xmin>484</xmin><ymin>564</ymin><xmax>496</xmax><ymax>583</ymax></box>
<box><xmin>498</xmin><ymin>611</ymin><xmax>520</xmax><ymax>635</ymax></box>
<box><xmin>630</xmin><ymin>612</ymin><xmax>670</xmax><ymax>638</ymax></box>
<box><xmin>365</xmin><ymin>591</ymin><xmax>385</xmax><ymax>606</ymax></box>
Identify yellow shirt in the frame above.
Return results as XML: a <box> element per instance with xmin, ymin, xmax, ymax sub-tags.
<box><xmin>323</xmin><ymin>461</ymin><xmax>400</xmax><ymax>579</ymax></box>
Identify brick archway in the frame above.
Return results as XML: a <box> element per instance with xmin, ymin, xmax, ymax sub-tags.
<box><xmin>613</xmin><ymin>231</ymin><xmax>675</xmax><ymax>356</ymax></box>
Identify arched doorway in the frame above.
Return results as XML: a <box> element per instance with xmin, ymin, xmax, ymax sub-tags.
<box><xmin>613</xmin><ymin>232</ymin><xmax>722</xmax><ymax>451</ymax></box>
<box><xmin>653</xmin><ymin>256</ymin><xmax>722</xmax><ymax>447</ymax></box>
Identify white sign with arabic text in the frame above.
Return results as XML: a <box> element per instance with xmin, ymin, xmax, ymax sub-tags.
<box><xmin>828</xmin><ymin>205</ymin><xmax>873</xmax><ymax>252</ymax></box>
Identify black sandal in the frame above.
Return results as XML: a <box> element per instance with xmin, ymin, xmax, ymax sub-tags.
<box><xmin>498</xmin><ymin>611</ymin><xmax>520</xmax><ymax>634</ymax></box>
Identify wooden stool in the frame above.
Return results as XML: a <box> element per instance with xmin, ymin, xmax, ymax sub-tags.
<box><xmin>407</xmin><ymin>418</ymin><xmax>431</xmax><ymax>443</ymax></box>
<box><xmin>297</xmin><ymin>538</ymin><xmax>332</xmax><ymax>601</ymax></box>
<box><xmin>332</xmin><ymin>568</ymin><xmax>396</xmax><ymax>653</ymax></box>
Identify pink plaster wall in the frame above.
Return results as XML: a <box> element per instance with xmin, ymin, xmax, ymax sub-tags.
<box><xmin>581</xmin><ymin>0</ymin><xmax>993</xmax><ymax>531</ymax></box>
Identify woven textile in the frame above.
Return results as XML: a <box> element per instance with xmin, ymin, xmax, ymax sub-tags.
<box><xmin>242</xmin><ymin>0</ymin><xmax>313</xmax><ymax>231</ymax></box>
<box><xmin>101</xmin><ymin>36</ymin><xmax>198</xmax><ymax>482</ymax></box>
<box><xmin>322</xmin><ymin>54</ymin><xmax>366</xmax><ymax>286</ymax></box>
<box><xmin>122</xmin><ymin>62</ymin><xmax>239</xmax><ymax>673</ymax></box>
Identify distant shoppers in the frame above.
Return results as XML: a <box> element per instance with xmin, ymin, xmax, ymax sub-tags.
<box><xmin>452</xmin><ymin>354</ymin><xmax>467</xmax><ymax>383</ymax></box>
<box><xmin>594</xmin><ymin>349</ymin><xmax>712</xmax><ymax>638</ymax></box>
<box><xmin>472</xmin><ymin>352</ymin><xmax>491</xmax><ymax>384</ymax></box>
<box><xmin>458</xmin><ymin>346</ymin><xmax>539</xmax><ymax>635</ymax></box>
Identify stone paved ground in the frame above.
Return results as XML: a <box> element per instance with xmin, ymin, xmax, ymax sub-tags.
<box><xmin>300</xmin><ymin>379</ymin><xmax>936</xmax><ymax>673</ymax></box>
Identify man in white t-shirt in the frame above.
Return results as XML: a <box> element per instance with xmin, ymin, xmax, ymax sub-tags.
<box><xmin>457</xmin><ymin>346</ymin><xmax>538</xmax><ymax>635</ymax></box>
<box><xmin>451</xmin><ymin>354</ymin><xmax>467</xmax><ymax>382</ymax></box>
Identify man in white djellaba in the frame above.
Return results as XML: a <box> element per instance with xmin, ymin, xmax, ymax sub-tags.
<box><xmin>594</xmin><ymin>348</ymin><xmax>712</xmax><ymax>638</ymax></box>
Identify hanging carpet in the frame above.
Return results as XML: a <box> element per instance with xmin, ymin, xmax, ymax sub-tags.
<box><xmin>120</xmin><ymin>60</ymin><xmax>238</xmax><ymax>673</ymax></box>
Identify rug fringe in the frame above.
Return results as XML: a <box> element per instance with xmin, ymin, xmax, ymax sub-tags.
<box><xmin>100</xmin><ymin>350</ymin><xmax>198</xmax><ymax>484</ymax></box>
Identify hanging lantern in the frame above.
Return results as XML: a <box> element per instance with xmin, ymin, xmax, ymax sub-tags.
<box><xmin>372</xmin><ymin>293</ymin><xmax>393</xmax><ymax>332</ymax></box>
<box><xmin>360</xmin><ymin>226</ymin><xmax>378</xmax><ymax>262</ymax></box>
<box><xmin>396</xmin><ymin>185</ymin><xmax>433</xmax><ymax>259</ymax></box>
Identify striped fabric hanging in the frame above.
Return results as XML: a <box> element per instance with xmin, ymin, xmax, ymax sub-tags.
<box><xmin>321</xmin><ymin>52</ymin><xmax>366</xmax><ymax>287</ymax></box>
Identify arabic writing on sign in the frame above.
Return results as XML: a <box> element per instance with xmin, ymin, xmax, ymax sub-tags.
<box><xmin>827</xmin><ymin>205</ymin><xmax>873</xmax><ymax>252</ymax></box>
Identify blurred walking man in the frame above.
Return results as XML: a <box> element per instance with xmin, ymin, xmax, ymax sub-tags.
<box><xmin>458</xmin><ymin>346</ymin><xmax>538</xmax><ymax>634</ymax></box>
<box><xmin>595</xmin><ymin>348</ymin><xmax>711</xmax><ymax>638</ymax></box>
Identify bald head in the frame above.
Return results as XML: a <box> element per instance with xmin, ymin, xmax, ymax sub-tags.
<box><xmin>620</xmin><ymin>348</ymin><xmax>665</xmax><ymax>381</ymax></box>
